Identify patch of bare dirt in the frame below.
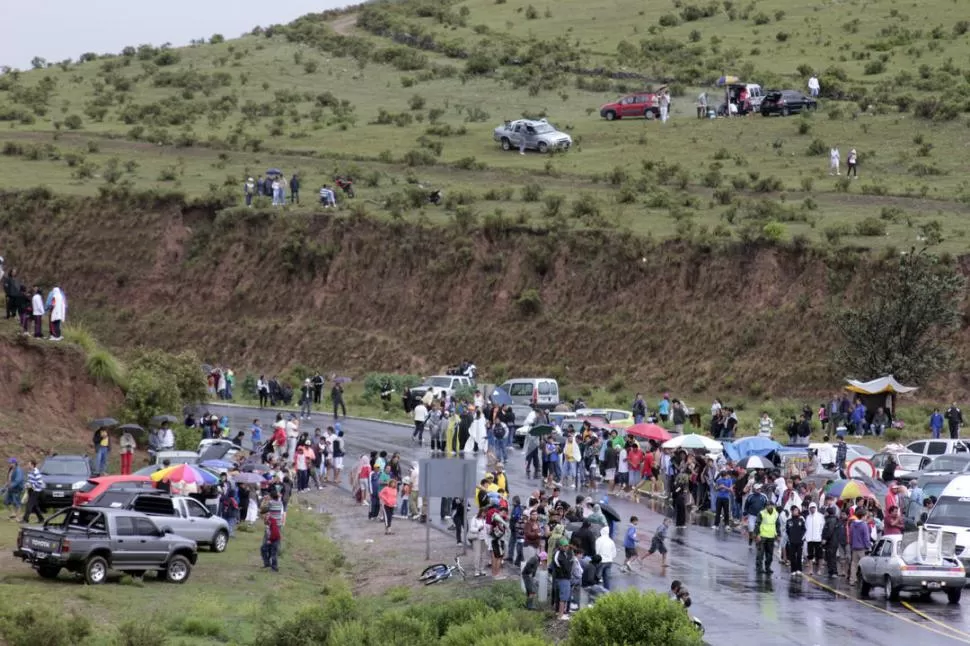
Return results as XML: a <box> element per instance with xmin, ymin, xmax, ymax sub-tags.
<box><xmin>330</xmin><ymin>14</ymin><xmax>358</xmax><ymax>36</ymax></box>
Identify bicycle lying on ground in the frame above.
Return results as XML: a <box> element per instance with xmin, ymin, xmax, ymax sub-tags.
<box><xmin>418</xmin><ymin>556</ymin><xmax>466</xmax><ymax>585</ymax></box>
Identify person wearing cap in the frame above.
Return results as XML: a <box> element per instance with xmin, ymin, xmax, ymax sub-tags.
<box><xmin>244</xmin><ymin>177</ymin><xmax>255</xmax><ymax>206</ymax></box>
<box><xmin>491</xmin><ymin>462</ymin><xmax>508</xmax><ymax>494</ymax></box>
<box><xmin>299</xmin><ymin>379</ymin><xmax>313</xmax><ymax>420</ymax></box>
<box><xmin>804</xmin><ymin>502</ymin><xmax>825</xmax><ymax>575</ymax></box>
<box><xmin>754</xmin><ymin>501</ymin><xmax>780</xmax><ymax>574</ymax></box>
<box><xmin>552</xmin><ymin>538</ymin><xmax>574</xmax><ymax>620</ymax></box>
<box><xmin>742</xmin><ymin>483</ymin><xmax>768</xmax><ymax>548</ymax></box>
<box><xmin>521</xmin><ymin>549</ymin><xmax>547</xmax><ymax>610</ymax></box>
<box><xmin>5</xmin><ymin>458</ymin><xmax>24</xmax><ymax>518</ymax></box>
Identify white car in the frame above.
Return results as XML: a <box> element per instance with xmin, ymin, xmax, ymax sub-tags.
<box><xmin>408</xmin><ymin>375</ymin><xmax>472</xmax><ymax>401</ymax></box>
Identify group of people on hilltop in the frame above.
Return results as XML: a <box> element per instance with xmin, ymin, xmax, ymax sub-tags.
<box><xmin>243</xmin><ymin>173</ymin><xmax>345</xmax><ymax>208</ymax></box>
<box><xmin>1</xmin><ymin>258</ymin><xmax>67</xmax><ymax>340</ymax></box>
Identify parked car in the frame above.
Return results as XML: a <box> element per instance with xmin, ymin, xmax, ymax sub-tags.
<box><xmin>38</xmin><ymin>455</ymin><xmax>92</xmax><ymax>508</ymax></box>
<box><xmin>500</xmin><ymin>379</ymin><xmax>560</xmax><ymax>409</ymax></box>
<box><xmin>408</xmin><ymin>375</ymin><xmax>473</xmax><ymax>402</ymax></box>
<box><xmin>599</xmin><ymin>93</ymin><xmax>659</xmax><ymax>121</ymax></box>
<box><xmin>924</xmin><ymin>476</ymin><xmax>970</xmax><ymax>576</ymax></box>
<box><xmin>760</xmin><ymin>90</ymin><xmax>817</xmax><ymax>116</ymax></box>
<box><xmin>90</xmin><ymin>491</ymin><xmax>231</xmax><ymax>553</ymax></box>
<box><xmin>921</xmin><ymin>454</ymin><xmax>970</xmax><ymax>477</ymax></box>
<box><xmin>575</xmin><ymin>408</ymin><xmax>635</xmax><ymax>429</ymax></box>
<box><xmin>198</xmin><ymin>439</ymin><xmax>243</xmax><ymax>462</ymax></box>
<box><xmin>717</xmin><ymin>83</ymin><xmax>765</xmax><ymax>115</ymax></box>
<box><xmin>907</xmin><ymin>439</ymin><xmax>970</xmax><ymax>459</ymax></box>
<box><xmin>493</xmin><ymin>119</ymin><xmax>572</xmax><ymax>153</ymax></box>
<box><xmin>871</xmin><ymin>452</ymin><xmax>931</xmax><ymax>480</ymax></box>
<box><xmin>14</xmin><ymin>506</ymin><xmax>198</xmax><ymax>584</ymax></box>
<box><xmin>857</xmin><ymin>532</ymin><xmax>964</xmax><ymax>603</ymax></box>
<box><xmin>73</xmin><ymin>475</ymin><xmax>155</xmax><ymax>506</ymax></box>
<box><xmin>154</xmin><ymin>450</ymin><xmax>200</xmax><ymax>466</ymax></box>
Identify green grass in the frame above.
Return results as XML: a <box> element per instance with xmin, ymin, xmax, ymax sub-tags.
<box><xmin>84</xmin><ymin>347</ymin><xmax>127</xmax><ymax>388</ymax></box>
<box><xmin>2</xmin><ymin>0</ymin><xmax>970</xmax><ymax>250</ymax></box>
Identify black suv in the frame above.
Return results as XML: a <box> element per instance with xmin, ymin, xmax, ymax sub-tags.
<box><xmin>760</xmin><ymin>90</ymin><xmax>817</xmax><ymax>117</ymax></box>
<box><xmin>39</xmin><ymin>455</ymin><xmax>92</xmax><ymax>508</ymax></box>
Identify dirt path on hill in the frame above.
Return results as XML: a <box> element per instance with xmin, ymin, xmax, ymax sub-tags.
<box><xmin>331</xmin><ymin>14</ymin><xmax>358</xmax><ymax>36</ymax></box>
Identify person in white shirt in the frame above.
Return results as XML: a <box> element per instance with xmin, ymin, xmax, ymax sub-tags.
<box><xmin>271</xmin><ymin>179</ymin><xmax>282</xmax><ymax>206</ymax></box>
<box><xmin>30</xmin><ymin>286</ymin><xmax>44</xmax><ymax>338</ymax></box>
<box><xmin>807</xmin><ymin>75</ymin><xmax>820</xmax><ymax>97</ymax></box>
<box><xmin>829</xmin><ymin>146</ymin><xmax>841</xmax><ymax>175</ymax></box>
<box><xmin>158</xmin><ymin>424</ymin><xmax>175</xmax><ymax>451</ymax></box>
<box><xmin>285</xmin><ymin>416</ymin><xmax>299</xmax><ymax>459</ymax></box>
<box><xmin>46</xmin><ymin>285</ymin><xmax>66</xmax><ymax>341</ymax></box>
<box><xmin>319</xmin><ymin>185</ymin><xmax>336</xmax><ymax>207</ymax></box>
<box><xmin>803</xmin><ymin>502</ymin><xmax>826</xmax><ymax>575</ymax></box>
<box><xmin>758</xmin><ymin>413</ymin><xmax>774</xmax><ymax>437</ymax></box>
<box><xmin>595</xmin><ymin>525</ymin><xmax>618</xmax><ymax>590</ymax></box>
<box><xmin>473</xmin><ymin>390</ymin><xmax>485</xmax><ymax>409</ymax></box>
<box><xmin>412</xmin><ymin>402</ymin><xmax>428</xmax><ymax>444</ymax></box>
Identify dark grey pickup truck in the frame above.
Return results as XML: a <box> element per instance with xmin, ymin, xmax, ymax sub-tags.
<box><xmin>14</xmin><ymin>506</ymin><xmax>198</xmax><ymax>584</ymax></box>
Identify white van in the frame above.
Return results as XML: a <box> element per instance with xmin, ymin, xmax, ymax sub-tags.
<box><xmin>499</xmin><ymin>378</ymin><xmax>559</xmax><ymax>409</ymax></box>
<box><xmin>924</xmin><ymin>475</ymin><xmax>970</xmax><ymax>583</ymax></box>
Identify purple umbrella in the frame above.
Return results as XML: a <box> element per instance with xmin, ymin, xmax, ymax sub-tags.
<box><xmin>333</xmin><ymin>376</ymin><xmax>352</xmax><ymax>384</ymax></box>
<box><xmin>234</xmin><ymin>472</ymin><xmax>266</xmax><ymax>485</ymax></box>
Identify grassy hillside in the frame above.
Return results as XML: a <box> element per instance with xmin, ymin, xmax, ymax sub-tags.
<box><xmin>2</xmin><ymin>0</ymin><xmax>970</xmax><ymax>250</ymax></box>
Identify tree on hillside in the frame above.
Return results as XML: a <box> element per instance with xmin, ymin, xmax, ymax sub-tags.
<box><xmin>122</xmin><ymin>349</ymin><xmax>207</xmax><ymax>426</ymax></box>
<box><xmin>835</xmin><ymin>251</ymin><xmax>965</xmax><ymax>384</ymax></box>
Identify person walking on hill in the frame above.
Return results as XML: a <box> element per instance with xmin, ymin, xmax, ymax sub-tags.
<box><xmin>3</xmin><ymin>267</ymin><xmax>20</xmax><ymax>319</ymax></box>
<box><xmin>22</xmin><ymin>459</ymin><xmax>45</xmax><ymax>523</ymax></box>
<box><xmin>5</xmin><ymin>458</ymin><xmax>24</xmax><ymax>519</ymax></box>
<box><xmin>46</xmin><ymin>285</ymin><xmax>66</xmax><ymax>341</ymax></box>
<box><xmin>847</xmin><ymin>149</ymin><xmax>858</xmax><ymax>178</ymax></box>
<box><xmin>30</xmin><ymin>287</ymin><xmax>44</xmax><ymax>339</ymax></box>
<box><xmin>829</xmin><ymin>146</ymin><xmax>841</xmax><ymax>176</ymax></box>
<box><xmin>946</xmin><ymin>403</ymin><xmax>964</xmax><ymax>439</ymax></box>
<box><xmin>289</xmin><ymin>174</ymin><xmax>300</xmax><ymax>204</ymax></box>
<box><xmin>807</xmin><ymin>75</ymin><xmax>820</xmax><ymax>98</ymax></box>
<box><xmin>244</xmin><ymin>177</ymin><xmax>255</xmax><ymax>206</ymax></box>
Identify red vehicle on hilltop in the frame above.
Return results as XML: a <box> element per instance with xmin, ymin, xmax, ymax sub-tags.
<box><xmin>599</xmin><ymin>93</ymin><xmax>660</xmax><ymax>121</ymax></box>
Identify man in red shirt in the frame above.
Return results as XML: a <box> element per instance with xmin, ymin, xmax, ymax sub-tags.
<box><xmin>627</xmin><ymin>443</ymin><xmax>644</xmax><ymax>503</ymax></box>
<box><xmin>642</xmin><ymin>448</ymin><xmax>656</xmax><ymax>499</ymax></box>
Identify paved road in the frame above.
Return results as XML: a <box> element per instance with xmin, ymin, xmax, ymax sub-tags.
<box><xmin>209</xmin><ymin>403</ymin><xmax>970</xmax><ymax>646</ymax></box>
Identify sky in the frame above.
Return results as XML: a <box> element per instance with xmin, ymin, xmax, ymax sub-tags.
<box><xmin>1</xmin><ymin>0</ymin><xmax>352</xmax><ymax>70</ymax></box>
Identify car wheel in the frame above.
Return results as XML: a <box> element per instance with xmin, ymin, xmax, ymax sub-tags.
<box><xmin>84</xmin><ymin>556</ymin><xmax>108</xmax><ymax>585</ymax></box>
<box><xmin>948</xmin><ymin>588</ymin><xmax>962</xmax><ymax>604</ymax></box>
<box><xmin>537</xmin><ymin>142</ymin><xmax>549</xmax><ymax>153</ymax></box>
<box><xmin>165</xmin><ymin>555</ymin><xmax>192</xmax><ymax>584</ymax></box>
<box><xmin>604</xmin><ymin>110</ymin><xmax>617</xmax><ymax>121</ymax></box>
<box><xmin>37</xmin><ymin>566</ymin><xmax>61</xmax><ymax>579</ymax></box>
<box><xmin>500</xmin><ymin>137</ymin><xmax>511</xmax><ymax>151</ymax></box>
<box><xmin>211</xmin><ymin>530</ymin><xmax>229</xmax><ymax>553</ymax></box>
<box><xmin>644</xmin><ymin>109</ymin><xmax>655</xmax><ymax>120</ymax></box>
<box><xmin>857</xmin><ymin>572</ymin><xmax>871</xmax><ymax>598</ymax></box>
<box><xmin>885</xmin><ymin>576</ymin><xmax>900</xmax><ymax>601</ymax></box>
<box><xmin>781</xmin><ymin>107</ymin><xmax>790</xmax><ymax>117</ymax></box>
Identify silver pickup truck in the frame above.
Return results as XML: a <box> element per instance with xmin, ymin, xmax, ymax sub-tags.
<box><xmin>92</xmin><ymin>490</ymin><xmax>231</xmax><ymax>553</ymax></box>
<box><xmin>14</xmin><ymin>506</ymin><xmax>198</xmax><ymax>584</ymax></box>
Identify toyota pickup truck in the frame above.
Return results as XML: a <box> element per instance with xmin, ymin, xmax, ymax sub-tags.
<box><xmin>14</xmin><ymin>506</ymin><xmax>198</xmax><ymax>584</ymax></box>
<box><xmin>91</xmin><ymin>490</ymin><xmax>231</xmax><ymax>553</ymax></box>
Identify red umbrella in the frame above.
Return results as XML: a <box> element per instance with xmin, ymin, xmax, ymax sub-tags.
<box><xmin>626</xmin><ymin>423</ymin><xmax>672</xmax><ymax>442</ymax></box>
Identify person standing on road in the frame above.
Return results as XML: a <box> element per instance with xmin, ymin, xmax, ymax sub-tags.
<box><xmin>22</xmin><ymin>459</ymin><xmax>45</xmax><ymax>523</ymax></box>
<box><xmin>300</xmin><ymin>379</ymin><xmax>313</xmax><ymax>420</ymax></box>
<box><xmin>412</xmin><ymin>399</ymin><xmax>428</xmax><ymax>445</ymax></box>
<box><xmin>946</xmin><ymin>403</ymin><xmax>964</xmax><ymax>439</ymax></box>
<box><xmin>785</xmin><ymin>505</ymin><xmax>807</xmax><ymax>576</ymax></box>
<box><xmin>5</xmin><ymin>458</ymin><xmax>24</xmax><ymax>519</ymax></box>
<box><xmin>332</xmin><ymin>383</ymin><xmax>347</xmax><ymax>419</ymax></box>
<box><xmin>257</xmin><ymin>375</ymin><xmax>269</xmax><ymax>408</ymax></box>
<box><xmin>93</xmin><ymin>428</ymin><xmax>110</xmax><ymax>475</ymax></box>
<box><xmin>714</xmin><ymin>470</ymin><xmax>734</xmax><ymax>530</ymax></box>
<box><xmin>622</xmin><ymin>516</ymin><xmax>641</xmax><ymax>571</ymax></box>
<box><xmin>847</xmin><ymin>509</ymin><xmax>872</xmax><ymax>585</ymax></box>
<box><xmin>755</xmin><ymin>501</ymin><xmax>780</xmax><ymax>574</ymax></box>
<box><xmin>803</xmin><ymin>502</ymin><xmax>825</xmax><ymax>575</ymax></box>
<box><xmin>311</xmin><ymin>373</ymin><xmax>324</xmax><ymax>404</ymax></box>
<box><xmin>379</xmin><ymin>478</ymin><xmax>398</xmax><ymax>535</ymax></box>
<box><xmin>595</xmin><ymin>525</ymin><xmax>616</xmax><ymax>590</ymax></box>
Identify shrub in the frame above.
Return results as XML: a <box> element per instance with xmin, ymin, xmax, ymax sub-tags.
<box><xmin>114</xmin><ymin>618</ymin><xmax>168</xmax><ymax>646</ymax></box>
<box><xmin>521</xmin><ymin>182</ymin><xmax>543</xmax><ymax>202</ymax></box>
<box><xmin>525</xmin><ymin>4</ymin><xmax>539</xmax><ymax>19</ymax></box>
<box><xmin>408</xmin><ymin>94</ymin><xmax>426</xmax><ymax>110</ymax></box>
<box><xmin>855</xmin><ymin>217</ymin><xmax>887</xmax><ymax>237</ymax></box>
<box><xmin>362</xmin><ymin>373</ymin><xmax>422</xmax><ymax>400</ymax></box>
<box><xmin>0</xmin><ymin>607</ymin><xmax>92</xmax><ymax>646</ymax></box>
<box><xmin>567</xmin><ymin>590</ymin><xmax>703</xmax><ymax>646</ymax></box>
<box><xmin>85</xmin><ymin>348</ymin><xmax>127</xmax><ymax>388</ymax></box>
<box><xmin>864</xmin><ymin>60</ymin><xmax>886</xmax><ymax>75</ymax></box>
<box><xmin>62</xmin><ymin>323</ymin><xmax>98</xmax><ymax>353</ymax></box>
<box><xmin>64</xmin><ymin>114</ymin><xmax>83</xmax><ymax>129</ymax></box>
<box><xmin>658</xmin><ymin>14</ymin><xmax>680</xmax><ymax>27</ymax></box>
<box><xmin>515</xmin><ymin>289</ymin><xmax>542</xmax><ymax>317</ymax></box>
<box><xmin>754</xmin><ymin>176</ymin><xmax>783</xmax><ymax>192</ymax></box>
<box><xmin>806</xmin><ymin>138</ymin><xmax>827</xmax><ymax>156</ymax></box>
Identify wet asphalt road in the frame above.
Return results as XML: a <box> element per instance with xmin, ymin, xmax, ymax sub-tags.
<box><xmin>209</xmin><ymin>403</ymin><xmax>970</xmax><ymax>646</ymax></box>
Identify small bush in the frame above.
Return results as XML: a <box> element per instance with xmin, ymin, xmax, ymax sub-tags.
<box><xmin>658</xmin><ymin>14</ymin><xmax>680</xmax><ymax>27</ymax></box>
<box><xmin>0</xmin><ymin>607</ymin><xmax>92</xmax><ymax>646</ymax></box>
<box><xmin>85</xmin><ymin>348</ymin><xmax>126</xmax><ymax>388</ymax></box>
<box><xmin>521</xmin><ymin>182</ymin><xmax>543</xmax><ymax>202</ymax></box>
<box><xmin>64</xmin><ymin>114</ymin><xmax>83</xmax><ymax>129</ymax></box>
<box><xmin>114</xmin><ymin>618</ymin><xmax>168</xmax><ymax>646</ymax></box>
<box><xmin>855</xmin><ymin>217</ymin><xmax>887</xmax><ymax>237</ymax></box>
<box><xmin>806</xmin><ymin>138</ymin><xmax>827</xmax><ymax>156</ymax></box>
<box><xmin>567</xmin><ymin>590</ymin><xmax>703</xmax><ymax>646</ymax></box>
<box><xmin>864</xmin><ymin>60</ymin><xmax>886</xmax><ymax>75</ymax></box>
<box><xmin>515</xmin><ymin>289</ymin><xmax>542</xmax><ymax>317</ymax></box>
<box><xmin>408</xmin><ymin>94</ymin><xmax>426</xmax><ymax>111</ymax></box>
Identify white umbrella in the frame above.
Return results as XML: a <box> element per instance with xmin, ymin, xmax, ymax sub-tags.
<box><xmin>662</xmin><ymin>434</ymin><xmax>722</xmax><ymax>451</ymax></box>
<box><xmin>738</xmin><ymin>455</ymin><xmax>772</xmax><ymax>470</ymax></box>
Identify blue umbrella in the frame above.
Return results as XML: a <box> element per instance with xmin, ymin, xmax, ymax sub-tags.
<box><xmin>266</xmin><ymin>168</ymin><xmax>283</xmax><ymax>176</ymax></box>
<box><xmin>725</xmin><ymin>436</ymin><xmax>783</xmax><ymax>461</ymax></box>
<box><xmin>490</xmin><ymin>387</ymin><xmax>513</xmax><ymax>406</ymax></box>
<box><xmin>201</xmin><ymin>459</ymin><xmax>235</xmax><ymax>470</ymax></box>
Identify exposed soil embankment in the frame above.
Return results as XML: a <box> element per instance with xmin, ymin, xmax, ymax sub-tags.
<box><xmin>1</xmin><ymin>191</ymin><xmax>967</xmax><ymax>398</ymax></box>
<box><xmin>0</xmin><ymin>331</ymin><xmax>123</xmax><ymax>449</ymax></box>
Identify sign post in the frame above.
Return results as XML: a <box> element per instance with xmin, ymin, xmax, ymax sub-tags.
<box><xmin>419</xmin><ymin>457</ymin><xmax>478</xmax><ymax>560</ymax></box>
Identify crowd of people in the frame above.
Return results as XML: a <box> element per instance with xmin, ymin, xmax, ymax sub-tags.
<box><xmin>1</xmin><ymin>258</ymin><xmax>68</xmax><ymax>341</ymax></box>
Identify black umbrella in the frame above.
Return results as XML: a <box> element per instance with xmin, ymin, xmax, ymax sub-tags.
<box><xmin>151</xmin><ymin>414</ymin><xmax>178</xmax><ymax>426</ymax></box>
<box><xmin>88</xmin><ymin>417</ymin><xmax>119</xmax><ymax>430</ymax></box>
<box><xmin>241</xmin><ymin>463</ymin><xmax>271</xmax><ymax>473</ymax></box>
<box><xmin>266</xmin><ymin>168</ymin><xmax>282</xmax><ymax>176</ymax></box>
<box><xmin>529</xmin><ymin>424</ymin><xmax>555</xmax><ymax>437</ymax></box>
<box><xmin>598</xmin><ymin>502</ymin><xmax>621</xmax><ymax>523</ymax></box>
<box><xmin>566</xmin><ymin>521</ymin><xmax>605</xmax><ymax>534</ymax></box>
<box><xmin>116</xmin><ymin>423</ymin><xmax>145</xmax><ymax>433</ymax></box>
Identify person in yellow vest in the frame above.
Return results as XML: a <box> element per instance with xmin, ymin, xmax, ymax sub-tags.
<box><xmin>484</xmin><ymin>473</ymin><xmax>499</xmax><ymax>494</ymax></box>
<box><xmin>491</xmin><ymin>463</ymin><xmax>508</xmax><ymax>494</ymax></box>
<box><xmin>754</xmin><ymin>500</ymin><xmax>780</xmax><ymax>575</ymax></box>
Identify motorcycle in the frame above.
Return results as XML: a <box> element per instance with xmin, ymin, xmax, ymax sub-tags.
<box><xmin>428</xmin><ymin>189</ymin><xmax>442</xmax><ymax>205</ymax></box>
<box><xmin>335</xmin><ymin>176</ymin><xmax>355</xmax><ymax>198</ymax></box>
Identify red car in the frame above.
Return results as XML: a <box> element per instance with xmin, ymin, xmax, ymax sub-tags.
<box><xmin>73</xmin><ymin>475</ymin><xmax>155</xmax><ymax>506</ymax></box>
<box><xmin>599</xmin><ymin>93</ymin><xmax>660</xmax><ymax>121</ymax></box>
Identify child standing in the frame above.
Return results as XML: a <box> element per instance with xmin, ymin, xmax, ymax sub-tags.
<box><xmin>644</xmin><ymin>517</ymin><xmax>671</xmax><ymax>566</ymax></box>
<box><xmin>379</xmin><ymin>479</ymin><xmax>398</xmax><ymax>535</ymax></box>
<box><xmin>622</xmin><ymin>516</ymin><xmax>641</xmax><ymax>571</ymax></box>
<box><xmin>400</xmin><ymin>477</ymin><xmax>412</xmax><ymax>518</ymax></box>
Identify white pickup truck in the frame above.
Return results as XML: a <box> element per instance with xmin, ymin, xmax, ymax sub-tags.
<box><xmin>408</xmin><ymin>375</ymin><xmax>473</xmax><ymax>401</ymax></box>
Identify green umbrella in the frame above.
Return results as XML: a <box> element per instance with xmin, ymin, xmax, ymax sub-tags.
<box><xmin>529</xmin><ymin>424</ymin><xmax>555</xmax><ymax>437</ymax></box>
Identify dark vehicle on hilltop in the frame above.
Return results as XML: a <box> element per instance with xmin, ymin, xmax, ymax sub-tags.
<box><xmin>760</xmin><ymin>90</ymin><xmax>817</xmax><ymax>116</ymax></box>
<box><xmin>14</xmin><ymin>506</ymin><xmax>198</xmax><ymax>584</ymax></box>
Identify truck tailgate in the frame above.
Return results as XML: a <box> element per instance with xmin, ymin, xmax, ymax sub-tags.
<box><xmin>21</xmin><ymin>530</ymin><xmax>63</xmax><ymax>554</ymax></box>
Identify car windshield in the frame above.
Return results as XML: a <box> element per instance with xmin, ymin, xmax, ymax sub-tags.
<box><xmin>926</xmin><ymin>456</ymin><xmax>970</xmax><ymax>472</ymax></box>
<box><xmin>926</xmin><ymin>496</ymin><xmax>970</xmax><ymax>527</ymax></box>
<box><xmin>41</xmin><ymin>459</ymin><xmax>88</xmax><ymax>477</ymax></box>
<box><xmin>532</xmin><ymin>123</ymin><xmax>555</xmax><ymax>134</ymax></box>
<box><xmin>896</xmin><ymin>454</ymin><xmax>924</xmax><ymax>470</ymax></box>
<box><xmin>427</xmin><ymin>377</ymin><xmax>452</xmax><ymax>388</ymax></box>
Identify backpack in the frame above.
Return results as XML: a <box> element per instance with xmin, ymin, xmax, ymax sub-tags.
<box><xmin>492</xmin><ymin>423</ymin><xmax>507</xmax><ymax>440</ymax></box>
<box><xmin>267</xmin><ymin>516</ymin><xmax>281</xmax><ymax>542</ymax></box>
<box><xmin>490</xmin><ymin>518</ymin><xmax>507</xmax><ymax>539</ymax></box>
